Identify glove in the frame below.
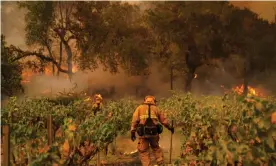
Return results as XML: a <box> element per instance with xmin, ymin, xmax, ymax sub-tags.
<box><xmin>131</xmin><ymin>131</ymin><xmax>136</xmax><ymax>142</ymax></box>
<box><xmin>168</xmin><ymin>126</ymin><xmax>174</xmax><ymax>134</ymax></box>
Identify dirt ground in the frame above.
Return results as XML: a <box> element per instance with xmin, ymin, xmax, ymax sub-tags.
<box><xmin>89</xmin><ymin>128</ymin><xmax>184</xmax><ymax>166</ymax></box>
<box><xmin>0</xmin><ymin>128</ymin><xmax>183</xmax><ymax>166</ymax></box>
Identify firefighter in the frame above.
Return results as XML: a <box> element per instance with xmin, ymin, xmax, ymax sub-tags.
<box><xmin>130</xmin><ymin>95</ymin><xmax>174</xmax><ymax>166</ymax></box>
<box><xmin>92</xmin><ymin>94</ymin><xmax>103</xmax><ymax>115</ymax></box>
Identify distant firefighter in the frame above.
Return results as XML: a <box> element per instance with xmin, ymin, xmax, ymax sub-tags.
<box><xmin>130</xmin><ymin>95</ymin><xmax>174</xmax><ymax>166</ymax></box>
<box><xmin>92</xmin><ymin>94</ymin><xmax>103</xmax><ymax>115</ymax></box>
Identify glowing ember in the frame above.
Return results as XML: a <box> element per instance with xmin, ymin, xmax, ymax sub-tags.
<box><xmin>232</xmin><ymin>84</ymin><xmax>262</xmax><ymax>96</ymax></box>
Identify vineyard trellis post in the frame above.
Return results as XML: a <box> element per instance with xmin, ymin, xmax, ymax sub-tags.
<box><xmin>47</xmin><ymin>115</ymin><xmax>53</xmax><ymax>145</ymax></box>
<box><xmin>97</xmin><ymin>150</ymin><xmax>101</xmax><ymax>166</ymax></box>
<box><xmin>2</xmin><ymin>125</ymin><xmax>10</xmax><ymax>166</ymax></box>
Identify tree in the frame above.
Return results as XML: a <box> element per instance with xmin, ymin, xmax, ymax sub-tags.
<box><xmin>17</xmin><ymin>1</ymin><xmax>79</xmax><ymax>79</ymax></box>
<box><xmin>18</xmin><ymin>2</ymin><xmax>56</xmax><ymax>75</ymax></box>
<box><xmin>222</xmin><ymin>6</ymin><xmax>276</xmax><ymax>95</ymax></box>
<box><xmin>14</xmin><ymin>2</ymin><xmax>151</xmax><ymax>80</ymax></box>
<box><xmin>147</xmin><ymin>2</ymin><xmax>276</xmax><ymax>93</ymax></box>
<box><xmin>74</xmin><ymin>2</ymin><xmax>152</xmax><ymax>76</ymax></box>
<box><xmin>1</xmin><ymin>35</ymin><xmax>24</xmax><ymax>97</ymax></box>
<box><xmin>146</xmin><ymin>2</ymin><xmax>230</xmax><ymax>92</ymax></box>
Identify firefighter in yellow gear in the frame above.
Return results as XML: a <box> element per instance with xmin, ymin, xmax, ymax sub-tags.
<box><xmin>92</xmin><ymin>94</ymin><xmax>103</xmax><ymax>115</ymax></box>
<box><xmin>130</xmin><ymin>95</ymin><xmax>174</xmax><ymax>166</ymax></box>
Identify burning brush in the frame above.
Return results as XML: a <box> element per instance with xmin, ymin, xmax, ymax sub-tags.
<box><xmin>232</xmin><ymin>84</ymin><xmax>263</xmax><ymax>97</ymax></box>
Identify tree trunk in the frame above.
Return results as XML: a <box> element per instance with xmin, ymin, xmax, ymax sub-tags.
<box><xmin>52</xmin><ymin>63</ymin><xmax>55</xmax><ymax>76</ymax></box>
<box><xmin>243</xmin><ymin>56</ymin><xmax>251</xmax><ymax>96</ymax></box>
<box><xmin>184</xmin><ymin>42</ymin><xmax>203</xmax><ymax>93</ymax></box>
<box><xmin>57</xmin><ymin>41</ymin><xmax>63</xmax><ymax>77</ymax></box>
<box><xmin>63</xmin><ymin>42</ymin><xmax>73</xmax><ymax>81</ymax></box>
<box><xmin>45</xmin><ymin>43</ymin><xmax>55</xmax><ymax>76</ymax></box>
<box><xmin>54</xmin><ymin>28</ymin><xmax>72</xmax><ymax>80</ymax></box>
<box><xmin>184</xmin><ymin>68</ymin><xmax>195</xmax><ymax>92</ymax></box>
<box><xmin>170</xmin><ymin>66</ymin><xmax>174</xmax><ymax>90</ymax></box>
<box><xmin>243</xmin><ymin>76</ymin><xmax>249</xmax><ymax>96</ymax></box>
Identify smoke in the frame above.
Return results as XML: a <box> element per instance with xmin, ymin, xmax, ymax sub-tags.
<box><xmin>19</xmin><ymin>53</ymin><xmax>276</xmax><ymax>98</ymax></box>
<box><xmin>22</xmin><ymin>63</ymin><xmax>186</xmax><ymax>98</ymax></box>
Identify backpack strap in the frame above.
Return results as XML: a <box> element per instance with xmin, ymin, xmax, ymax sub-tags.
<box><xmin>148</xmin><ymin>104</ymin><xmax>151</xmax><ymax>119</ymax></box>
<box><xmin>145</xmin><ymin>104</ymin><xmax>154</xmax><ymax>126</ymax></box>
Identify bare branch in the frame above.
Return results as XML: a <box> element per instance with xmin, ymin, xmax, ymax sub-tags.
<box><xmin>9</xmin><ymin>45</ymin><xmax>69</xmax><ymax>74</ymax></box>
<box><xmin>53</xmin><ymin>28</ymin><xmax>75</xmax><ymax>44</ymax></box>
<box><xmin>65</xmin><ymin>6</ymin><xmax>69</xmax><ymax>29</ymax></box>
<box><xmin>67</xmin><ymin>2</ymin><xmax>74</xmax><ymax>18</ymax></box>
<box><xmin>59</xmin><ymin>2</ymin><xmax>64</xmax><ymax>28</ymax></box>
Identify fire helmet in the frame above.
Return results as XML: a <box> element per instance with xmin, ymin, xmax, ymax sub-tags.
<box><xmin>144</xmin><ymin>95</ymin><xmax>156</xmax><ymax>104</ymax></box>
<box><xmin>94</xmin><ymin>94</ymin><xmax>103</xmax><ymax>103</ymax></box>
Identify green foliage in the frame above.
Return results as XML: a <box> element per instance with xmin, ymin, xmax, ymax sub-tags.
<box><xmin>18</xmin><ymin>1</ymin><xmax>54</xmax><ymax>46</ymax></box>
<box><xmin>1</xmin><ymin>35</ymin><xmax>24</xmax><ymax>97</ymax></box>
<box><xmin>1</xmin><ymin>92</ymin><xmax>138</xmax><ymax>165</ymax></box>
<box><xmin>146</xmin><ymin>1</ymin><xmax>230</xmax><ymax>66</ymax></box>
<box><xmin>17</xmin><ymin>1</ymin><xmax>152</xmax><ymax>76</ymax></box>
<box><xmin>2</xmin><ymin>91</ymin><xmax>276</xmax><ymax>165</ymax></box>
<box><xmin>75</xmin><ymin>2</ymin><xmax>152</xmax><ymax>75</ymax></box>
<box><xmin>146</xmin><ymin>2</ymin><xmax>276</xmax><ymax>92</ymax></box>
<box><xmin>160</xmin><ymin>93</ymin><xmax>276</xmax><ymax>165</ymax></box>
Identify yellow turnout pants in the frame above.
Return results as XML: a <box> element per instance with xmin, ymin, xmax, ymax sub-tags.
<box><xmin>137</xmin><ymin>135</ymin><xmax>164</xmax><ymax>166</ymax></box>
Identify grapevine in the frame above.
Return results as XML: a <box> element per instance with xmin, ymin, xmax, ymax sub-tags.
<box><xmin>1</xmin><ymin>91</ymin><xmax>276</xmax><ymax>165</ymax></box>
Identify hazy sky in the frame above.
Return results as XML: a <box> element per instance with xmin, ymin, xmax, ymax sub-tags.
<box><xmin>1</xmin><ymin>2</ymin><xmax>26</xmax><ymax>48</ymax></box>
<box><xmin>1</xmin><ymin>1</ymin><xmax>276</xmax><ymax>48</ymax></box>
<box><xmin>231</xmin><ymin>1</ymin><xmax>276</xmax><ymax>22</ymax></box>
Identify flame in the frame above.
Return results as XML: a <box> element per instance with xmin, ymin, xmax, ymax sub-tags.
<box><xmin>44</xmin><ymin>67</ymin><xmax>52</xmax><ymax>76</ymax></box>
<box><xmin>21</xmin><ymin>69</ymin><xmax>38</xmax><ymax>84</ymax></box>
<box><xmin>232</xmin><ymin>84</ymin><xmax>263</xmax><ymax>96</ymax></box>
<box><xmin>72</xmin><ymin>65</ymin><xmax>78</xmax><ymax>73</ymax></box>
<box><xmin>21</xmin><ymin>64</ymin><xmax>78</xmax><ymax>85</ymax></box>
<box><xmin>21</xmin><ymin>63</ymin><xmax>79</xmax><ymax>95</ymax></box>
<box><xmin>194</xmin><ymin>74</ymin><xmax>197</xmax><ymax>79</ymax></box>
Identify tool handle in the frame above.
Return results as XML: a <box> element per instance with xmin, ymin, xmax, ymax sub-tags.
<box><xmin>169</xmin><ymin>119</ymin><xmax>174</xmax><ymax>164</ymax></box>
<box><xmin>171</xmin><ymin>119</ymin><xmax>174</xmax><ymax>128</ymax></box>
